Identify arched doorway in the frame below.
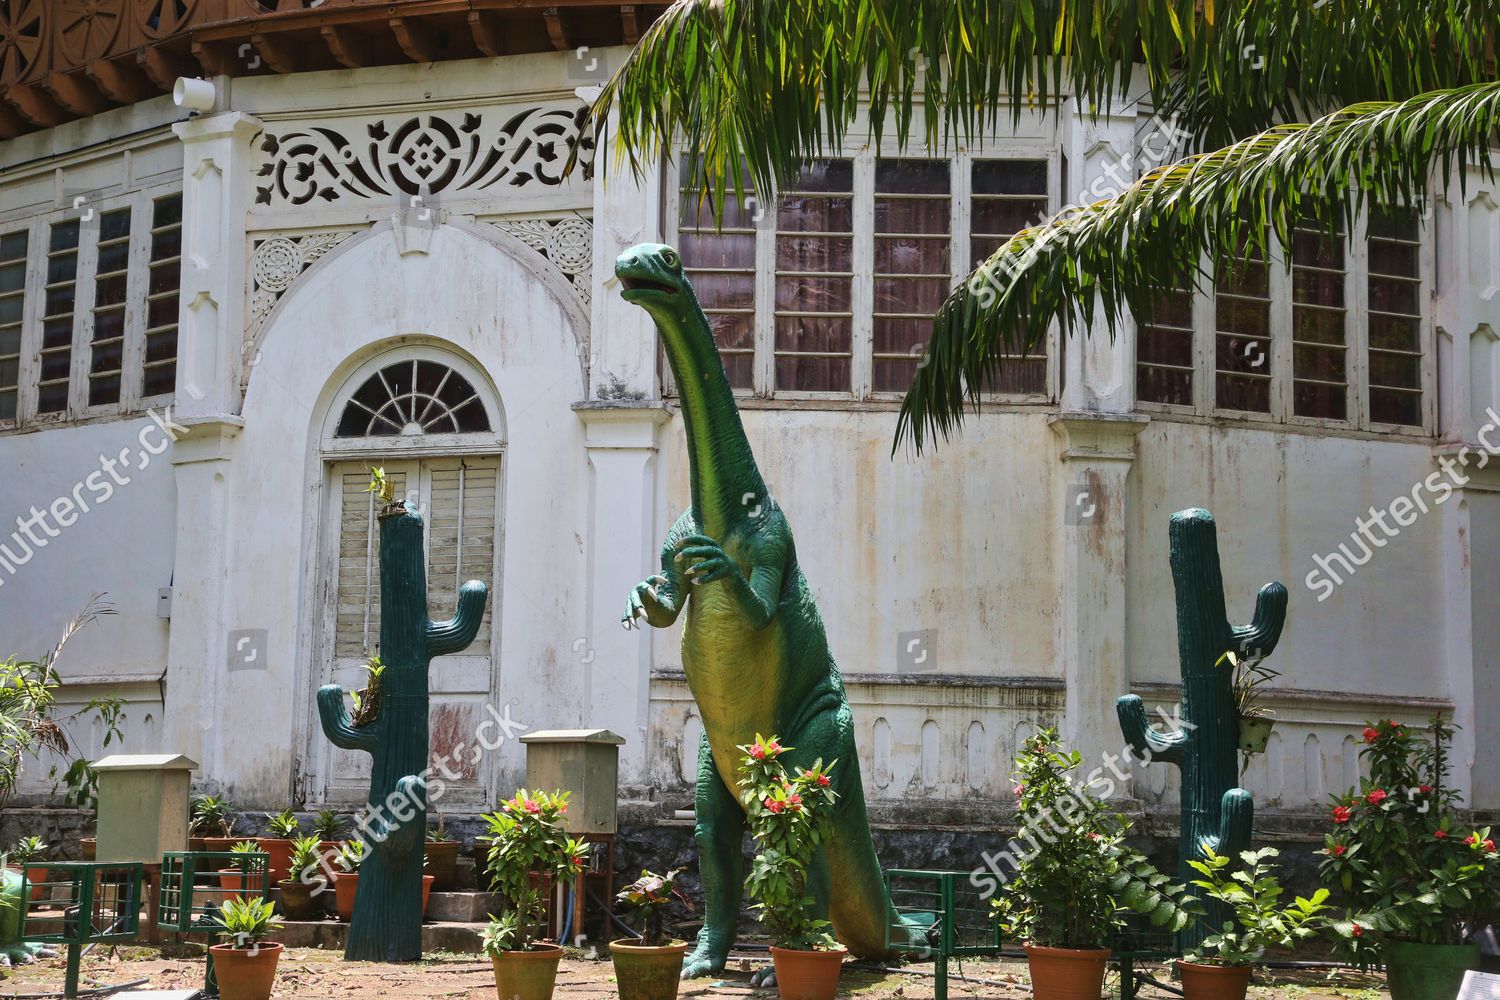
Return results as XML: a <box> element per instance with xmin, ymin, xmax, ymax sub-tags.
<box><xmin>308</xmin><ymin>346</ymin><xmax>505</xmax><ymax>809</ymax></box>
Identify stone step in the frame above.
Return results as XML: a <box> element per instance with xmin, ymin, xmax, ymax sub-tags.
<box><xmin>426</xmin><ymin>891</ymin><xmax>502</xmax><ymax>923</ymax></box>
<box><xmin>278</xmin><ymin>918</ymin><xmax>488</xmax><ymax>953</ymax></box>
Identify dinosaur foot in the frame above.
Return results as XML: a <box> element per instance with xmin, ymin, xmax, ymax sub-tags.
<box><xmin>750</xmin><ymin>965</ymin><xmax>777</xmax><ymax>988</ymax></box>
<box><xmin>679</xmin><ymin>938</ymin><xmax>729</xmax><ymax>980</ymax></box>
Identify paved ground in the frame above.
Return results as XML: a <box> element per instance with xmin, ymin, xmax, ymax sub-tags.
<box><xmin>0</xmin><ymin>945</ymin><xmax>1392</xmax><ymax>1000</ymax></box>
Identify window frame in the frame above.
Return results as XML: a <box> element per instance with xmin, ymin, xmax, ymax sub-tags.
<box><xmin>2</xmin><ymin>182</ymin><xmax>182</xmax><ymax>431</ymax></box>
<box><xmin>1134</xmin><ymin>210</ymin><xmax>1436</xmax><ymax>436</ymax></box>
<box><xmin>667</xmin><ymin>136</ymin><xmax>1062</xmax><ymax>406</ymax></box>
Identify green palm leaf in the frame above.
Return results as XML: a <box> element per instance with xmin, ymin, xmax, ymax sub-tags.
<box><xmin>896</xmin><ymin>82</ymin><xmax>1500</xmax><ymax>452</ymax></box>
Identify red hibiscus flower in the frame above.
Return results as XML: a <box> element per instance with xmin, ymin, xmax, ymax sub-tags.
<box><xmin>1366</xmin><ymin>789</ymin><xmax>1388</xmax><ymax>806</ymax></box>
<box><xmin>1332</xmin><ymin>844</ymin><xmax>1347</xmax><ymax>857</ymax></box>
<box><xmin>1352</xmin><ymin>923</ymin><xmax>1364</xmax><ymax>938</ymax></box>
<box><xmin>1363</xmin><ymin>727</ymin><xmax>1380</xmax><ymax>743</ymax></box>
<box><xmin>765</xmin><ymin>798</ymin><xmax>784</xmax><ymax>814</ymax></box>
<box><xmin>1332</xmin><ymin>806</ymin><xmax>1352</xmax><ymax>824</ymax></box>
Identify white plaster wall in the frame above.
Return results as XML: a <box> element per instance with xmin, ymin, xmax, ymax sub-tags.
<box><xmin>212</xmin><ymin>221</ymin><xmax>591</xmax><ymax>805</ymax></box>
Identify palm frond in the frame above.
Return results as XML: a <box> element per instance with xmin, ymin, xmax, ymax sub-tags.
<box><xmin>895</xmin><ymin>82</ymin><xmax>1500</xmax><ymax>453</ymax></box>
<box><xmin>585</xmin><ymin>0</ymin><xmax>1499</xmax><ymax>210</ymax></box>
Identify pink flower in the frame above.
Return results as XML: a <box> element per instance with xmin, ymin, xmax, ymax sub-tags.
<box><xmin>1013</xmin><ymin>785</ymin><xmax>1025</xmax><ymax>799</ymax></box>
<box><xmin>522</xmin><ymin>799</ymin><xmax>540</xmax><ymax>815</ymax></box>
<box><xmin>1366</xmin><ymin>789</ymin><xmax>1388</xmax><ymax>806</ymax></box>
<box><xmin>1332</xmin><ymin>806</ymin><xmax>1352</xmax><ymax>824</ymax></box>
<box><xmin>766</xmin><ymin>740</ymin><xmax>781</xmax><ymax>755</ymax></box>
<box><xmin>765</xmin><ymin>798</ymin><xmax>784</xmax><ymax>814</ymax></box>
<box><xmin>1486</xmin><ymin>840</ymin><xmax>1496</xmax><ymax>853</ymax></box>
<box><xmin>787</xmin><ymin>794</ymin><xmax>802</xmax><ymax>812</ymax></box>
<box><xmin>1363</xmin><ymin>727</ymin><xmax>1380</xmax><ymax>743</ymax></box>
<box><xmin>817</xmin><ymin>774</ymin><xmax>831</xmax><ymax>788</ymax></box>
<box><xmin>750</xmin><ymin>744</ymin><xmax>766</xmax><ymax>760</ymax></box>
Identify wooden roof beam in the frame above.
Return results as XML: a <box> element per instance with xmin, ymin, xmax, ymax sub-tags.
<box><xmin>467</xmin><ymin>10</ymin><xmax>505</xmax><ymax>57</ymax></box>
<box><xmin>621</xmin><ymin>5</ymin><xmax>641</xmax><ymax>44</ymax></box>
<box><xmin>86</xmin><ymin>58</ymin><xmax>157</xmax><ymax>104</ymax></box>
<box><xmin>138</xmin><ymin>45</ymin><xmax>196</xmax><ymax>91</ymax></box>
<box><xmin>5</xmin><ymin>85</ymin><xmax>68</xmax><ymax>128</ymax></box>
<box><xmin>543</xmin><ymin>7</ymin><xmax>569</xmax><ymax>51</ymax></box>
<box><xmin>250</xmin><ymin>31</ymin><xmax>301</xmax><ymax>74</ymax></box>
<box><xmin>0</xmin><ymin>102</ymin><xmax>28</xmax><ymax>140</ymax></box>
<box><xmin>390</xmin><ymin>16</ymin><xmax>440</xmax><ymax>64</ymax></box>
<box><xmin>321</xmin><ymin>24</ymin><xmax>370</xmax><ymax>68</ymax></box>
<box><xmin>41</xmin><ymin>73</ymin><xmax>111</xmax><ymax>116</ymax></box>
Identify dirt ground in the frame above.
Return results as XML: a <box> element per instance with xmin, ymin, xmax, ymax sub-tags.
<box><xmin>0</xmin><ymin>945</ymin><xmax>1392</xmax><ymax>1000</ymax></box>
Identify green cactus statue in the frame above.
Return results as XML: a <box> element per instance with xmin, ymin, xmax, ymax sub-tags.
<box><xmin>317</xmin><ymin>496</ymin><xmax>488</xmax><ymax>962</ymax></box>
<box><xmin>1115</xmin><ymin>508</ymin><xmax>1287</xmax><ymax>948</ymax></box>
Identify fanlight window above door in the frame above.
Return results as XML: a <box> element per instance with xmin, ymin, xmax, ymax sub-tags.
<box><xmin>335</xmin><ymin>359</ymin><xmax>491</xmax><ymax>437</ymax></box>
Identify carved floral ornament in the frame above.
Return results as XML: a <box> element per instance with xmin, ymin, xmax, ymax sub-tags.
<box><xmin>253</xmin><ymin>104</ymin><xmax>596</xmax><ymax>208</ymax></box>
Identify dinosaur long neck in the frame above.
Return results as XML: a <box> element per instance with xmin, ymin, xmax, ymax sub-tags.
<box><xmin>654</xmin><ymin>292</ymin><xmax>766</xmax><ymax>534</ymax></box>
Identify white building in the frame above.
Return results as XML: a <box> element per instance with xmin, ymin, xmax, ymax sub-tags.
<box><xmin>0</xmin><ymin>3</ymin><xmax>1494</xmax><ymax>850</ymax></box>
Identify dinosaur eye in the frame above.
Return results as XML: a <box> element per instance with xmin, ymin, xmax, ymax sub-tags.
<box><xmin>660</xmin><ymin>249</ymin><xmax>680</xmax><ymax>269</ymax></box>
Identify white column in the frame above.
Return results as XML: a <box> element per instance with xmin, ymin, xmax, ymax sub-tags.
<box><xmin>161</xmin><ymin>417</ymin><xmax>242</xmax><ymax>778</ymax></box>
<box><xmin>1059</xmin><ymin>101</ymin><xmax>1140</xmax><ymax>413</ymax></box>
<box><xmin>573</xmin><ymin>402</ymin><xmax>672</xmax><ymax>784</ymax></box>
<box><xmin>587</xmin><ymin>105</ymin><xmax>664</xmax><ymax>399</ymax></box>
<box><xmin>171</xmin><ymin>110</ymin><xmax>262</xmax><ymax>418</ymax></box>
<box><xmin>1050</xmin><ymin>413</ymin><xmax>1148</xmax><ymax>774</ymax></box>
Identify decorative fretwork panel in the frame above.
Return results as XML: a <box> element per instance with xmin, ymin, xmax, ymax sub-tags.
<box><xmin>488</xmin><ymin>217</ymin><xmax>593</xmax><ymax>307</ymax></box>
<box><xmin>247</xmin><ymin>230</ymin><xmax>357</xmax><ymax>344</ymax></box>
<box><xmin>253</xmin><ymin>105</ymin><xmax>595</xmax><ymax>209</ymax></box>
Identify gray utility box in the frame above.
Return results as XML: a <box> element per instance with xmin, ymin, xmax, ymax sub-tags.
<box><xmin>520</xmin><ymin>730</ymin><xmax>625</xmax><ymax>835</ymax></box>
<box><xmin>91</xmin><ymin>754</ymin><xmax>198</xmax><ymax>864</ymax></box>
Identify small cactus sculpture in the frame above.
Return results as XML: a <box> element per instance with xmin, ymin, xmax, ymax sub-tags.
<box><xmin>317</xmin><ymin>496</ymin><xmax>488</xmax><ymax>962</ymax></box>
<box><xmin>1116</xmin><ymin>508</ymin><xmax>1287</xmax><ymax>948</ymax></box>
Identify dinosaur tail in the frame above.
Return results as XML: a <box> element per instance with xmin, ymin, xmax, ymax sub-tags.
<box><xmin>825</xmin><ymin>767</ymin><xmax>931</xmax><ymax>960</ymax></box>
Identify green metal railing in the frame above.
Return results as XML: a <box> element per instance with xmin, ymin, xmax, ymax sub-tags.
<box><xmin>19</xmin><ymin>862</ymin><xmax>144</xmax><ymax>998</ymax></box>
<box><xmin>158</xmin><ymin>851</ymin><xmax>271</xmax><ymax>997</ymax></box>
<box><xmin>884</xmin><ymin>869</ymin><xmax>1003</xmax><ymax>1000</ymax></box>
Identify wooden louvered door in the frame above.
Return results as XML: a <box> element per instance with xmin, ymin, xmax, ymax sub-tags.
<box><xmin>314</xmin><ymin>457</ymin><xmax>500</xmax><ymax>808</ymax></box>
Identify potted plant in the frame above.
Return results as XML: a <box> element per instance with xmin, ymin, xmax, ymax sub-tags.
<box><xmin>1320</xmin><ymin>717</ymin><xmax>1500</xmax><ymax>1000</ymax></box>
<box><xmin>994</xmin><ymin>728</ymin><xmax>1192</xmax><ymax>1000</ymax></box>
<box><xmin>192</xmin><ymin>795</ymin><xmax>237</xmax><ymax>851</ymax></box>
<box><xmin>479</xmin><ymin>789</ymin><xmax>588</xmax><ymax>1000</ymax></box>
<box><xmin>1178</xmin><ymin>847</ymin><xmax>1330</xmax><ymax>1000</ymax></box>
<box><xmin>1220</xmin><ymin>650</ymin><xmax>1278</xmax><ymax>755</ymax></box>
<box><xmin>332</xmin><ymin>839</ymin><xmax>365</xmax><ymax>922</ymax></box>
<box><xmin>7</xmin><ymin>836</ymin><xmax>49</xmax><ymax>902</ymax></box>
<box><xmin>278</xmin><ymin>836</ymin><xmax>326</xmax><ymax>921</ymax></box>
<box><xmin>209</xmin><ymin>895</ymin><xmax>284</xmax><ymax>1000</ymax></box>
<box><xmin>426</xmin><ymin>814</ymin><xmax>462</xmax><ymax>891</ymax></box>
<box><xmin>218</xmin><ymin>841</ymin><xmax>267</xmax><ymax>903</ymax></box>
<box><xmin>258</xmin><ymin>810</ymin><xmax>299</xmax><ymax>883</ymax></box>
<box><xmin>737</xmin><ymin>734</ymin><xmax>845</xmax><ymax>1000</ymax></box>
<box><xmin>311</xmin><ymin>808</ymin><xmax>345</xmax><ymax>854</ymax></box>
<box><xmin>610</xmin><ymin>869</ymin><xmax>692</xmax><ymax>1000</ymax></box>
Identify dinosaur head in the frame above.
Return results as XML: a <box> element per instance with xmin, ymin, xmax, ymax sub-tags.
<box><xmin>615</xmin><ymin>243</ymin><xmax>692</xmax><ymax>314</ymax></box>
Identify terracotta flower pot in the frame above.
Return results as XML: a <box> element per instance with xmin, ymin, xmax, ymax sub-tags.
<box><xmin>257</xmin><ymin>838</ymin><xmax>293</xmax><ymax>882</ymax></box>
<box><xmin>1177</xmin><ymin>960</ymin><xmax>1253</xmax><ymax>1000</ymax></box>
<box><xmin>210</xmin><ymin>941</ymin><xmax>282</xmax><ymax>1000</ymax></box>
<box><xmin>610</xmin><ymin>939</ymin><xmax>688</xmax><ymax>1000</ymax></box>
<box><xmin>333</xmin><ymin>872</ymin><xmax>358</xmax><ymax>921</ymax></box>
<box><xmin>80</xmin><ymin>838</ymin><xmax>97</xmax><ymax>861</ymax></box>
<box><xmin>217</xmin><ymin>869</ymin><xmax>267</xmax><ymax>903</ymax></box>
<box><xmin>188</xmin><ymin>837</ymin><xmax>207</xmax><ymax>852</ymax></box>
<box><xmin>424</xmin><ymin>840</ymin><xmax>462</xmax><ymax>890</ymax></box>
<box><xmin>769</xmin><ymin>945</ymin><xmax>846</xmax><ymax>1000</ymax></box>
<box><xmin>203</xmin><ymin>837</ymin><xmax>241</xmax><ymax>853</ymax></box>
<box><xmin>490</xmin><ymin>942</ymin><xmax>564</xmax><ymax>1000</ymax></box>
<box><xmin>24</xmin><ymin>866</ymin><xmax>48</xmax><ymax>902</ymax></box>
<box><xmin>1025</xmin><ymin>944</ymin><xmax>1112</xmax><ymax>1000</ymax></box>
<box><xmin>278</xmin><ymin>878</ymin><xmax>322</xmax><ymax>921</ymax></box>
<box><xmin>422</xmin><ymin>874</ymin><xmax>435</xmax><ymax>918</ymax></box>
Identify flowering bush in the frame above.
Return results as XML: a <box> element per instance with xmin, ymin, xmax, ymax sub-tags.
<box><xmin>993</xmin><ymin>728</ymin><xmax>1191</xmax><ymax>949</ymax></box>
<box><xmin>479</xmin><ymin>789</ymin><xmax>589</xmax><ymax>953</ymax></box>
<box><xmin>737</xmin><ymin>734</ymin><xmax>841</xmax><ymax>951</ymax></box>
<box><xmin>1319</xmin><ymin>717</ymin><xmax>1500</xmax><ymax>954</ymax></box>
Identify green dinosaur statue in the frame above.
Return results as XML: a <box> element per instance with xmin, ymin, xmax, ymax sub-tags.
<box><xmin>0</xmin><ymin>869</ymin><xmax>54</xmax><ymax>967</ymax></box>
<box><xmin>616</xmin><ymin>243</ymin><xmax>918</xmax><ymax>979</ymax></box>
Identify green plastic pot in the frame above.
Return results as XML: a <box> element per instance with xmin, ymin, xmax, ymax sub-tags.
<box><xmin>1385</xmin><ymin>941</ymin><xmax>1481</xmax><ymax>1000</ymax></box>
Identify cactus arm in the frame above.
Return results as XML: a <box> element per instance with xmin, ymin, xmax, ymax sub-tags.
<box><xmin>317</xmin><ymin>684</ymin><xmax>381</xmax><ymax>753</ymax></box>
<box><xmin>362</xmin><ymin>775</ymin><xmax>427</xmax><ymax>857</ymax></box>
<box><xmin>1231</xmin><ymin>581</ymin><xmax>1288</xmax><ymax>658</ymax></box>
<box><xmin>426</xmin><ymin>580</ymin><xmax>489</xmax><ymax>656</ymax></box>
<box><xmin>1197</xmin><ymin>787</ymin><xmax>1255</xmax><ymax>859</ymax></box>
<box><xmin>1116</xmin><ymin>694</ymin><xmax>1192</xmax><ymax>766</ymax></box>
